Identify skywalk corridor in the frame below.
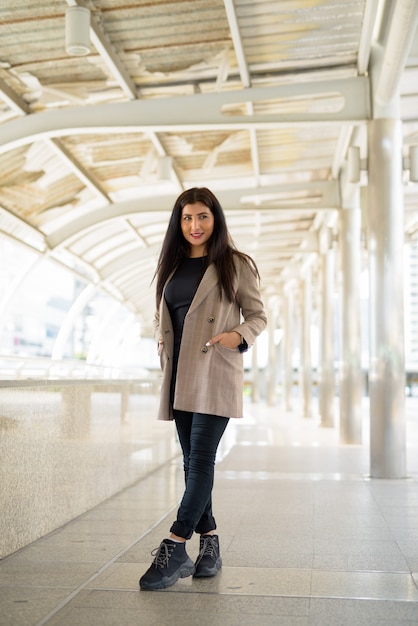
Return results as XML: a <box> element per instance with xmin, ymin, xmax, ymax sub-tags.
<box><xmin>1</xmin><ymin>392</ymin><xmax>417</xmax><ymax>626</ymax></box>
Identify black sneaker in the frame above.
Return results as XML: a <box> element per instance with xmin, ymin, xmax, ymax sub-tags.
<box><xmin>193</xmin><ymin>534</ymin><xmax>222</xmax><ymax>578</ymax></box>
<box><xmin>139</xmin><ymin>539</ymin><xmax>195</xmax><ymax>590</ymax></box>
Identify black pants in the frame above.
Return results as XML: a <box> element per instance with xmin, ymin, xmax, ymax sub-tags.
<box><xmin>170</xmin><ymin>410</ymin><xmax>229</xmax><ymax>540</ymax></box>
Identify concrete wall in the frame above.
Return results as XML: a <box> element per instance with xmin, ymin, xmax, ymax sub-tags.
<box><xmin>0</xmin><ymin>381</ymin><xmax>177</xmax><ymax>558</ymax></box>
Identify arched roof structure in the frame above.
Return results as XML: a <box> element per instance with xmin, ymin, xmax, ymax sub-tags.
<box><xmin>0</xmin><ymin>0</ymin><xmax>418</xmax><ymax>335</ymax></box>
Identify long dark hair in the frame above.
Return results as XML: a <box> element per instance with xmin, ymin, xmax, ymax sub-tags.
<box><xmin>154</xmin><ymin>187</ymin><xmax>259</xmax><ymax>307</ymax></box>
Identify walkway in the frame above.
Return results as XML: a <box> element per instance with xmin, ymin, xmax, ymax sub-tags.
<box><xmin>1</xmin><ymin>397</ymin><xmax>418</xmax><ymax>625</ymax></box>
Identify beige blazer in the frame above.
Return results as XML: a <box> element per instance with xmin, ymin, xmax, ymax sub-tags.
<box><xmin>153</xmin><ymin>257</ymin><xmax>267</xmax><ymax>420</ymax></box>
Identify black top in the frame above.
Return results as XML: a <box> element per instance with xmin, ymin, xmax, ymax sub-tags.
<box><xmin>165</xmin><ymin>256</ymin><xmax>207</xmax><ymax>338</ymax></box>
<box><xmin>164</xmin><ymin>256</ymin><xmax>207</xmax><ymax>402</ymax></box>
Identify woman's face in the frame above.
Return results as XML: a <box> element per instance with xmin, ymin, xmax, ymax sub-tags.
<box><xmin>181</xmin><ymin>201</ymin><xmax>214</xmax><ymax>257</ymax></box>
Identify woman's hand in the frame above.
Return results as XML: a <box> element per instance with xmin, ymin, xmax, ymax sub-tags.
<box><xmin>206</xmin><ymin>331</ymin><xmax>241</xmax><ymax>349</ymax></box>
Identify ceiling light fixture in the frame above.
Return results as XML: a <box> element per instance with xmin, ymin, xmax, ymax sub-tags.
<box><xmin>65</xmin><ymin>6</ymin><xmax>91</xmax><ymax>56</ymax></box>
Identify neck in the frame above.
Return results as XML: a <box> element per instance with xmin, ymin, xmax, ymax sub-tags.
<box><xmin>189</xmin><ymin>249</ymin><xmax>207</xmax><ymax>258</ymax></box>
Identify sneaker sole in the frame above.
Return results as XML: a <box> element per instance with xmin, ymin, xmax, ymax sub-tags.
<box><xmin>139</xmin><ymin>562</ymin><xmax>195</xmax><ymax>591</ymax></box>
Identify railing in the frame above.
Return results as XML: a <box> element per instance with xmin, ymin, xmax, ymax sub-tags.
<box><xmin>0</xmin><ymin>354</ymin><xmax>155</xmax><ymax>381</ymax></box>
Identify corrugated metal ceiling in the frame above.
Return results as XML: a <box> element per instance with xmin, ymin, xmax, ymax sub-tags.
<box><xmin>0</xmin><ymin>0</ymin><xmax>417</xmax><ymax>334</ymax></box>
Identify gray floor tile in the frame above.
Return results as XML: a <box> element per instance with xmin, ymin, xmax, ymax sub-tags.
<box><xmin>311</xmin><ymin>569</ymin><xmax>418</xmax><ymax>601</ymax></box>
<box><xmin>0</xmin><ymin>586</ymin><xmax>73</xmax><ymax>626</ymax></box>
<box><xmin>313</xmin><ymin>552</ymin><xmax>410</xmax><ymax>572</ymax></box>
<box><xmin>88</xmin><ymin>561</ymin><xmax>312</xmax><ymax>597</ymax></box>
<box><xmin>309</xmin><ymin>597</ymin><xmax>418</xmax><ymax>625</ymax></box>
<box><xmin>1</xmin><ymin>396</ymin><xmax>418</xmax><ymax>626</ymax></box>
<box><xmin>404</xmin><ymin>553</ymin><xmax>418</xmax><ymax>571</ymax></box>
<box><xmin>313</xmin><ymin>538</ymin><xmax>405</xmax><ymax>557</ymax></box>
<box><xmin>0</xmin><ymin>560</ymin><xmax>103</xmax><ymax>588</ymax></box>
<box><xmin>226</xmin><ymin>551</ymin><xmax>315</xmax><ymax>569</ymax></box>
<box><xmin>49</xmin><ymin>606</ymin><xmax>310</xmax><ymax>626</ymax></box>
<box><xmin>8</xmin><ymin>542</ymin><xmax>130</xmax><ymax>564</ymax></box>
<box><xmin>49</xmin><ymin>588</ymin><xmax>311</xmax><ymax>623</ymax></box>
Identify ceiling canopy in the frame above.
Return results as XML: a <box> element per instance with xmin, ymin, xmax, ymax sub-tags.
<box><xmin>0</xmin><ymin>0</ymin><xmax>417</xmax><ymax>334</ymax></box>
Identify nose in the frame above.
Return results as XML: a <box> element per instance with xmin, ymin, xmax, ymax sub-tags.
<box><xmin>191</xmin><ymin>217</ymin><xmax>200</xmax><ymax>230</ymax></box>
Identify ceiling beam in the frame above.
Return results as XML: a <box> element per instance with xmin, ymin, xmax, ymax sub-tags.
<box><xmin>0</xmin><ymin>71</ymin><xmax>113</xmax><ymax>204</ymax></box>
<box><xmin>223</xmin><ymin>0</ymin><xmax>250</xmax><ymax>88</ymax></box>
<box><xmin>357</xmin><ymin>0</ymin><xmax>382</xmax><ymax>75</ymax></box>
<box><xmin>223</xmin><ymin>1</ymin><xmax>262</xmax><ymax>184</ymax></box>
<box><xmin>45</xmin><ymin>182</ymin><xmax>340</xmax><ymax>248</ymax></box>
<box><xmin>0</xmin><ymin>76</ymin><xmax>30</xmax><ymax>115</ymax></box>
<box><xmin>46</xmin><ymin>138</ymin><xmax>111</xmax><ymax>204</ymax></box>
<box><xmin>0</xmin><ymin>78</ymin><xmax>371</xmax><ymax>154</ymax></box>
<box><xmin>100</xmin><ymin>247</ymin><xmax>160</xmax><ymax>281</ymax></box>
<box><xmin>67</xmin><ymin>1</ymin><xmax>183</xmax><ymax>193</ymax></box>
<box><xmin>89</xmin><ymin>15</ymin><xmax>137</xmax><ymax>100</ymax></box>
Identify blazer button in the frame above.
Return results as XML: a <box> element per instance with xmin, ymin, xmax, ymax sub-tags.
<box><xmin>201</xmin><ymin>346</ymin><xmax>208</xmax><ymax>353</ymax></box>
<box><xmin>207</xmin><ymin>316</ymin><xmax>215</xmax><ymax>323</ymax></box>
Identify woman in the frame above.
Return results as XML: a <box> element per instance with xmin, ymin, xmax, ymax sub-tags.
<box><xmin>139</xmin><ymin>187</ymin><xmax>267</xmax><ymax>591</ymax></box>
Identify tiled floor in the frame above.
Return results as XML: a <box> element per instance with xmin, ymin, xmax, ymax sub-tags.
<box><xmin>1</xmin><ymin>396</ymin><xmax>418</xmax><ymax>625</ymax></box>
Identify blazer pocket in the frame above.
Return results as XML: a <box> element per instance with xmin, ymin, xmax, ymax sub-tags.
<box><xmin>213</xmin><ymin>342</ymin><xmax>241</xmax><ymax>360</ymax></box>
<box><xmin>212</xmin><ymin>343</ymin><xmax>242</xmax><ymax>376</ymax></box>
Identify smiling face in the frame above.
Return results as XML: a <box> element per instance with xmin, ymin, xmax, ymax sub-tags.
<box><xmin>181</xmin><ymin>201</ymin><xmax>215</xmax><ymax>257</ymax></box>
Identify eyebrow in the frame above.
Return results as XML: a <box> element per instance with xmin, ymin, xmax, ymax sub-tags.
<box><xmin>182</xmin><ymin>211</ymin><xmax>209</xmax><ymax>216</ymax></box>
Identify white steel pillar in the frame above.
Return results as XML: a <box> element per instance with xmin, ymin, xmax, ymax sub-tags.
<box><xmin>318</xmin><ymin>229</ymin><xmax>335</xmax><ymax>427</ymax></box>
<box><xmin>267</xmin><ymin>300</ymin><xmax>277</xmax><ymax>406</ymax></box>
<box><xmin>368</xmin><ymin>117</ymin><xmax>406</xmax><ymax>478</ymax></box>
<box><xmin>283</xmin><ymin>288</ymin><xmax>294</xmax><ymax>411</ymax></box>
<box><xmin>364</xmin><ymin>0</ymin><xmax>418</xmax><ymax>478</ymax></box>
<box><xmin>339</xmin><ymin>187</ymin><xmax>362</xmax><ymax>444</ymax></box>
<box><xmin>300</xmin><ymin>269</ymin><xmax>312</xmax><ymax>418</ymax></box>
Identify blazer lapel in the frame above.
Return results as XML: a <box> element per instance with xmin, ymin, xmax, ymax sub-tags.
<box><xmin>187</xmin><ymin>263</ymin><xmax>218</xmax><ymax>315</ymax></box>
